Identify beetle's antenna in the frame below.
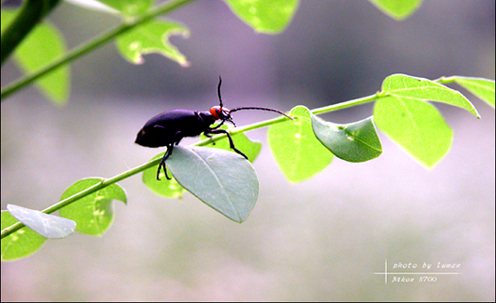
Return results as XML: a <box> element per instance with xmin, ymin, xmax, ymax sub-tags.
<box><xmin>230</xmin><ymin>107</ymin><xmax>294</xmax><ymax>120</ymax></box>
<box><xmin>217</xmin><ymin>76</ymin><xmax>223</xmax><ymax>108</ymax></box>
<box><xmin>216</xmin><ymin>77</ymin><xmax>292</xmax><ymax>120</ymax></box>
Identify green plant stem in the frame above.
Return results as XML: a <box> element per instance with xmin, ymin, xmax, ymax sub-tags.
<box><xmin>311</xmin><ymin>93</ymin><xmax>379</xmax><ymax>114</ymax></box>
<box><xmin>1</xmin><ymin>159</ymin><xmax>158</xmax><ymax>239</ymax></box>
<box><xmin>197</xmin><ymin>93</ymin><xmax>380</xmax><ymax>144</ymax></box>
<box><xmin>1</xmin><ymin>93</ymin><xmax>380</xmax><ymax>240</ymax></box>
<box><xmin>0</xmin><ymin>0</ymin><xmax>197</xmax><ymax>101</ymax></box>
<box><xmin>1</xmin><ymin>0</ymin><xmax>61</xmax><ymax>65</ymax></box>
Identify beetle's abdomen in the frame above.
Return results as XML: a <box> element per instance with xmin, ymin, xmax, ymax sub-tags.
<box><xmin>135</xmin><ymin>110</ymin><xmax>215</xmax><ymax>148</ymax></box>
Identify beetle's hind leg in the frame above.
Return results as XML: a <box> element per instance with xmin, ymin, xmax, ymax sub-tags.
<box><xmin>157</xmin><ymin>144</ymin><xmax>173</xmax><ymax>180</ymax></box>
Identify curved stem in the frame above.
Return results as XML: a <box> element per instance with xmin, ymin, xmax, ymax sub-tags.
<box><xmin>1</xmin><ymin>0</ymin><xmax>197</xmax><ymax>101</ymax></box>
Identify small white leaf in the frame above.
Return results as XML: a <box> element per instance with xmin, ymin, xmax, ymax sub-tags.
<box><xmin>7</xmin><ymin>204</ymin><xmax>76</xmax><ymax>239</ymax></box>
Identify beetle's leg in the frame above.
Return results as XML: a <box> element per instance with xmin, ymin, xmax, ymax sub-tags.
<box><xmin>149</xmin><ymin>124</ymin><xmax>172</xmax><ymax>179</ymax></box>
<box><xmin>207</xmin><ymin>119</ymin><xmax>237</xmax><ymax>145</ymax></box>
<box><xmin>205</xmin><ymin>128</ymin><xmax>248</xmax><ymax>160</ymax></box>
<box><xmin>211</xmin><ymin>118</ymin><xmax>236</xmax><ymax>130</ymax></box>
<box><xmin>173</xmin><ymin>131</ymin><xmax>185</xmax><ymax>144</ymax></box>
<box><xmin>203</xmin><ymin>132</ymin><xmax>217</xmax><ymax>145</ymax></box>
<box><xmin>157</xmin><ymin>144</ymin><xmax>173</xmax><ymax>180</ymax></box>
<box><xmin>158</xmin><ymin>132</ymin><xmax>185</xmax><ymax>180</ymax></box>
<box><xmin>210</xmin><ymin>120</ymin><xmax>226</xmax><ymax>130</ymax></box>
<box><xmin>174</xmin><ymin>137</ymin><xmax>183</xmax><ymax>146</ymax></box>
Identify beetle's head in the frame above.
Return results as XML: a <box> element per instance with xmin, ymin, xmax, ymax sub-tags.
<box><xmin>210</xmin><ymin>76</ymin><xmax>293</xmax><ymax>128</ymax></box>
<box><xmin>211</xmin><ymin>76</ymin><xmax>234</xmax><ymax>125</ymax></box>
<box><xmin>209</xmin><ymin>105</ymin><xmax>234</xmax><ymax>125</ymax></box>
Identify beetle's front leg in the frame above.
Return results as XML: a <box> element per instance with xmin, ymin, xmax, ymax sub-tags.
<box><xmin>205</xmin><ymin>128</ymin><xmax>248</xmax><ymax>160</ymax></box>
<box><xmin>203</xmin><ymin>132</ymin><xmax>217</xmax><ymax>145</ymax></box>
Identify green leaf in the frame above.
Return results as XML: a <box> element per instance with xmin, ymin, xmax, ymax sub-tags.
<box><xmin>142</xmin><ymin>152</ymin><xmax>186</xmax><ymax>198</ymax></box>
<box><xmin>167</xmin><ymin>146</ymin><xmax>259</xmax><ymax>223</ymax></box>
<box><xmin>1</xmin><ymin>211</ymin><xmax>47</xmax><ymax>261</ymax></box>
<box><xmin>1</xmin><ymin>10</ymin><xmax>70</xmax><ymax>105</ymax></box>
<box><xmin>98</xmin><ymin>0</ymin><xmax>154</xmax><ymax>16</ymax></box>
<box><xmin>382</xmin><ymin>74</ymin><xmax>480</xmax><ymax>118</ymax></box>
<box><xmin>374</xmin><ymin>96</ymin><xmax>453</xmax><ymax>168</ymax></box>
<box><xmin>223</xmin><ymin>0</ymin><xmax>299</xmax><ymax>34</ymax></box>
<box><xmin>59</xmin><ymin>178</ymin><xmax>127</xmax><ymax>236</ymax></box>
<box><xmin>440</xmin><ymin>76</ymin><xmax>495</xmax><ymax>108</ymax></box>
<box><xmin>200</xmin><ymin>125</ymin><xmax>262</xmax><ymax>162</ymax></box>
<box><xmin>311</xmin><ymin>115</ymin><xmax>382</xmax><ymax>162</ymax></box>
<box><xmin>368</xmin><ymin>0</ymin><xmax>424</xmax><ymax>20</ymax></box>
<box><xmin>267</xmin><ymin>106</ymin><xmax>333</xmax><ymax>183</ymax></box>
<box><xmin>7</xmin><ymin>204</ymin><xmax>76</xmax><ymax>239</ymax></box>
<box><xmin>115</xmin><ymin>19</ymin><xmax>189</xmax><ymax>66</ymax></box>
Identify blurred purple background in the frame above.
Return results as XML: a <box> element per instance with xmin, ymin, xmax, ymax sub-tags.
<box><xmin>1</xmin><ymin>0</ymin><xmax>494</xmax><ymax>301</ymax></box>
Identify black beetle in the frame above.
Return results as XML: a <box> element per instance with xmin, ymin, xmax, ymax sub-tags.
<box><xmin>135</xmin><ymin>77</ymin><xmax>293</xmax><ymax>180</ymax></box>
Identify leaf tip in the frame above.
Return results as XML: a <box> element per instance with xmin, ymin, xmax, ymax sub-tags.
<box><xmin>179</xmin><ymin>60</ymin><xmax>191</xmax><ymax>68</ymax></box>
